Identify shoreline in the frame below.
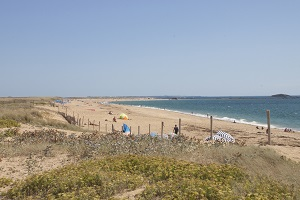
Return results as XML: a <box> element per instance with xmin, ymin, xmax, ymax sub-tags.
<box><xmin>110</xmin><ymin>100</ymin><xmax>300</xmax><ymax>133</ymax></box>
<box><xmin>7</xmin><ymin>97</ymin><xmax>299</xmax><ymax>162</ymax></box>
<box><xmin>1</xmin><ymin>97</ymin><xmax>300</xmax><ymax>181</ymax></box>
<box><xmin>81</xmin><ymin>97</ymin><xmax>300</xmax><ymax>162</ymax></box>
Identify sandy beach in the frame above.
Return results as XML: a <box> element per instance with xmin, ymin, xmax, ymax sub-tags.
<box><xmin>44</xmin><ymin>98</ymin><xmax>300</xmax><ymax>162</ymax></box>
<box><xmin>1</xmin><ymin>97</ymin><xmax>300</xmax><ymax>184</ymax></box>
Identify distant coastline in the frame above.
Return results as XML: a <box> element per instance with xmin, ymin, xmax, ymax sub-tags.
<box><xmin>271</xmin><ymin>94</ymin><xmax>291</xmax><ymax>98</ymax></box>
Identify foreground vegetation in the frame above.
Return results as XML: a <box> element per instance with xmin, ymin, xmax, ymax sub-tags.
<box><xmin>2</xmin><ymin>155</ymin><xmax>297</xmax><ymax>199</ymax></box>
<box><xmin>0</xmin><ymin>128</ymin><xmax>299</xmax><ymax>199</ymax></box>
<box><xmin>0</xmin><ymin>98</ymin><xmax>300</xmax><ymax>199</ymax></box>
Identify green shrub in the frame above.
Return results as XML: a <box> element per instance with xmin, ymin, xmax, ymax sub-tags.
<box><xmin>0</xmin><ymin>119</ymin><xmax>20</xmax><ymax>128</ymax></box>
<box><xmin>0</xmin><ymin>177</ymin><xmax>13</xmax><ymax>188</ymax></box>
<box><xmin>3</xmin><ymin>155</ymin><xmax>296</xmax><ymax>199</ymax></box>
<box><xmin>0</xmin><ymin>128</ymin><xmax>20</xmax><ymax>138</ymax></box>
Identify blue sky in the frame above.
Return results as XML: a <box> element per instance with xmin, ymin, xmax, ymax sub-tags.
<box><xmin>1</xmin><ymin>1</ymin><xmax>299</xmax><ymax>97</ymax></box>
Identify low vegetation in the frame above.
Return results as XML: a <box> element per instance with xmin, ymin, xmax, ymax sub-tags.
<box><xmin>0</xmin><ymin>129</ymin><xmax>299</xmax><ymax>199</ymax></box>
<box><xmin>0</xmin><ymin>178</ymin><xmax>13</xmax><ymax>188</ymax></box>
<box><xmin>0</xmin><ymin>98</ymin><xmax>299</xmax><ymax>199</ymax></box>
<box><xmin>2</xmin><ymin>155</ymin><xmax>297</xmax><ymax>199</ymax></box>
<box><xmin>0</xmin><ymin>119</ymin><xmax>20</xmax><ymax>129</ymax></box>
<box><xmin>0</xmin><ymin>98</ymin><xmax>83</xmax><ymax>131</ymax></box>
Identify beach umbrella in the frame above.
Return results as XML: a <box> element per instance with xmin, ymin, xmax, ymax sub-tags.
<box><xmin>205</xmin><ymin>130</ymin><xmax>235</xmax><ymax>143</ymax></box>
<box><xmin>119</xmin><ymin>113</ymin><xmax>128</xmax><ymax>120</ymax></box>
<box><xmin>216</xmin><ymin>130</ymin><xmax>235</xmax><ymax>143</ymax></box>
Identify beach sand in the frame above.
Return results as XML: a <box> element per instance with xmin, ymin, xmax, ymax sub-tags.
<box><xmin>1</xmin><ymin>97</ymin><xmax>300</xmax><ymax>183</ymax></box>
<box><xmin>48</xmin><ymin>98</ymin><xmax>300</xmax><ymax>162</ymax></box>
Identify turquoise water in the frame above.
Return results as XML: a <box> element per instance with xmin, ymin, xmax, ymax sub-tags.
<box><xmin>113</xmin><ymin>96</ymin><xmax>300</xmax><ymax>132</ymax></box>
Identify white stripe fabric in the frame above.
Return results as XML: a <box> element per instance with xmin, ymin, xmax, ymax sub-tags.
<box><xmin>216</xmin><ymin>130</ymin><xmax>235</xmax><ymax>143</ymax></box>
<box><xmin>205</xmin><ymin>131</ymin><xmax>235</xmax><ymax>143</ymax></box>
<box><xmin>205</xmin><ymin>135</ymin><xmax>223</xmax><ymax>142</ymax></box>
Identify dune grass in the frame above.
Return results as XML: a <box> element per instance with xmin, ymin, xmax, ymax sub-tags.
<box><xmin>0</xmin><ymin>98</ymin><xmax>299</xmax><ymax>199</ymax></box>
<box><xmin>2</xmin><ymin>155</ymin><xmax>297</xmax><ymax>199</ymax></box>
<box><xmin>0</xmin><ymin>98</ymin><xmax>83</xmax><ymax>131</ymax></box>
<box><xmin>0</xmin><ymin>129</ymin><xmax>299</xmax><ymax>199</ymax></box>
<box><xmin>0</xmin><ymin>119</ymin><xmax>20</xmax><ymax>129</ymax></box>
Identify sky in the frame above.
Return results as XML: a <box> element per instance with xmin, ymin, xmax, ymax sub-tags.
<box><xmin>1</xmin><ymin>1</ymin><xmax>299</xmax><ymax>97</ymax></box>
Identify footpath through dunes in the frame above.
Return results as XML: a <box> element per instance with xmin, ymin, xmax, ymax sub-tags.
<box><xmin>39</xmin><ymin>98</ymin><xmax>300</xmax><ymax>163</ymax></box>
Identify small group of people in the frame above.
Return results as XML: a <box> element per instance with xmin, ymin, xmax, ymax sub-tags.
<box><xmin>284</xmin><ymin>128</ymin><xmax>293</xmax><ymax>132</ymax></box>
<box><xmin>256</xmin><ymin>126</ymin><xmax>264</xmax><ymax>130</ymax></box>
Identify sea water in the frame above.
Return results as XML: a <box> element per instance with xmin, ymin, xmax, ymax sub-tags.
<box><xmin>113</xmin><ymin>96</ymin><xmax>300</xmax><ymax>132</ymax></box>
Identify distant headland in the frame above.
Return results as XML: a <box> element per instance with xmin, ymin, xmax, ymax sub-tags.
<box><xmin>271</xmin><ymin>94</ymin><xmax>291</xmax><ymax>98</ymax></box>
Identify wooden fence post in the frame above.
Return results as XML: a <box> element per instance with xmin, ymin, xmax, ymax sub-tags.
<box><xmin>99</xmin><ymin>121</ymin><xmax>100</xmax><ymax>132</ymax></box>
<box><xmin>267</xmin><ymin>110</ymin><xmax>271</xmax><ymax>145</ymax></box>
<box><xmin>149</xmin><ymin>124</ymin><xmax>151</xmax><ymax>134</ymax></box>
<box><xmin>178</xmin><ymin>118</ymin><xmax>181</xmax><ymax>135</ymax></box>
<box><xmin>210</xmin><ymin>116</ymin><xmax>213</xmax><ymax>139</ymax></box>
<box><xmin>138</xmin><ymin>126</ymin><xmax>140</xmax><ymax>135</ymax></box>
<box><xmin>161</xmin><ymin>122</ymin><xmax>164</xmax><ymax>138</ymax></box>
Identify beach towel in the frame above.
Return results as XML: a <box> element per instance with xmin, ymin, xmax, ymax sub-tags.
<box><xmin>149</xmin><ymin>132</ymin><xmax>169</xmax><ymax>139</ymax></box>
<box><xmin>150</xmin><ymin>132</ymin><xmax>158</xmax><ymax>137</ymax></box>
<box><xmin>162</xmin><ymin>133</ymin><xmax>169</xmax><ymax>139</ymax></box>
<box><xmin>169</xmin><ymin>132</ymin><xmax>178</xmax><ymax>138</ymax></box>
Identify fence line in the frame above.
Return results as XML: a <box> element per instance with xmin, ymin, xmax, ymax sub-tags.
<box><xmin>56</xmin><ymin>104</ymin><xmax>274</xmax><ymax>143</ymax></box>
<box><xmin>57</xmin><ymin>106</ymin><xmax>184</xmax><ymax>136</ymax></box>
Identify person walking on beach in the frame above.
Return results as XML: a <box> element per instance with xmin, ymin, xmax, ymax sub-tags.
<box><xmin>173</xmin><ymin>125</ymin><xmax>179</xmax><ymax>135</ymax></box>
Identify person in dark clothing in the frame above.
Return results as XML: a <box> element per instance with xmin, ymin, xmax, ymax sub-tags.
<box><xmin>173</xmin><ymin>125</ymin><xmax>179</xmax><ymax>134</ymax></box>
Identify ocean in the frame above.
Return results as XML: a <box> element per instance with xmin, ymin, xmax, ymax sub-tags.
<box><xmin>113</xmin><ymin>96</ymin><xmax>300</xmax><ymax>132</ymax></box>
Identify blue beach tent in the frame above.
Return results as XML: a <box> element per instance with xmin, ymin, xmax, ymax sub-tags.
<box><xmin>122</xmin><ymin>124</ymin><xmax>130</xmax><ymax>134</ymax></box>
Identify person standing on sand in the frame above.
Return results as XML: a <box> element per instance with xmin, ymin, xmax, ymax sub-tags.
<box><xmin>173</xmin><ymin>125</ymin><xmax>179</xmax><ymax>135</ymax></box>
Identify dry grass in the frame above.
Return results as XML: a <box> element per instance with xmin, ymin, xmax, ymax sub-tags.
<box><xmin>1</xmin><ymin>128</ymin><xmax>299</xmax><ymax>189</ymax></box>
<box><xmin>0</xmin><ymin>130</ymin><xmax>300</xmax><ymax>198</ymax></box>
<box><xmin>0</xmin><ymin>98</ymin><xmax>84</xmax><ymax>132</ymax></box>
<box><xmin>0</xmin><ymin>98</ymin><xmax>299</xmax><ymax>198</ymax></box>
